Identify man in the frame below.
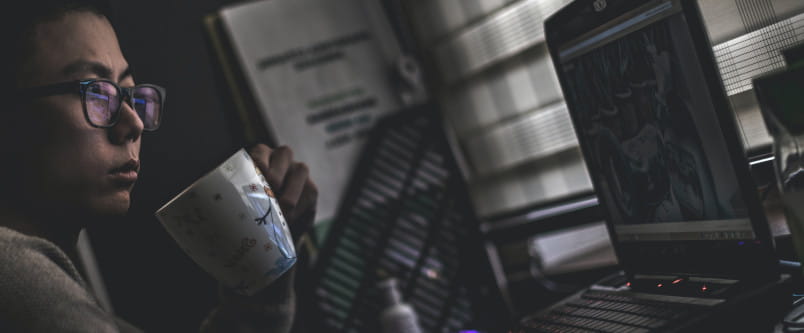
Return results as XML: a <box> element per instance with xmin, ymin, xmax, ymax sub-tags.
<box><xmin>0</xmin><ymin>1</ymin><xmax>316</xmax><ymax>331</ymax></box>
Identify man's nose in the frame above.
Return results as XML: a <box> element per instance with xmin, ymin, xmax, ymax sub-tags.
<box><xmin>108</xmin><ymin>97</ymin><xmax>144</xmax><ymax>144</ymax></box>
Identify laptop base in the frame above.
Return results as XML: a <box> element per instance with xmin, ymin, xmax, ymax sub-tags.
<box><xmin>514</xmin><ymin>271</ymin><xmax>792</xmax><ymax>332</ymax></box>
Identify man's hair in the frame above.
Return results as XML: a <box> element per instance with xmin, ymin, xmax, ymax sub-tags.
<box><xmin>0</xmin><ymin>0</ymin><xmax>114</xmax><ymax>97</ymax></box>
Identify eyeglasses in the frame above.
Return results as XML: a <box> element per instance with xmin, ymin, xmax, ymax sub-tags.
<box><xmin>17</xmin><ymin>79</ymin><xmax>165</xmax><ymax>131</ymax></box>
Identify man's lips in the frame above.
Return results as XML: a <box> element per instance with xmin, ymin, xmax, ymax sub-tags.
<box><xmin>109</xmin><ymin>159</ymin><xmax>140</xmax><ymax>183</ymax></box>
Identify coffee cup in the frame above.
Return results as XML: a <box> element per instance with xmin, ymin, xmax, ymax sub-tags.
<box><xmin>155</xmin><ymin>148</ymin><xmax>296</xmax><ymax>295</ymax></box>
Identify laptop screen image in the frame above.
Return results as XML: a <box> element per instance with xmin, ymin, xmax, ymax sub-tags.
<box><xmin>557</xmin><ymin>2</ymin><xmax>751</xmax><ymax>242</ymax></box>
<box><xmin>546</xmin><ymin>0</ymin><xmax>778</xmax><ymax>279</ymax></box>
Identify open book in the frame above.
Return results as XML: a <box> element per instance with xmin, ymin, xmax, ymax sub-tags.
<box><xmin>204</xmin><ymin>0</ymin><xmax>404</xmax><ymax>226</ymax></box>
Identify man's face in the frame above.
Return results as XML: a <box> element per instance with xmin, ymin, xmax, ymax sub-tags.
<box><xmin>15</xmin><ymin>11</ymin><xmax>143</xmax><ymax>220</ymax></box>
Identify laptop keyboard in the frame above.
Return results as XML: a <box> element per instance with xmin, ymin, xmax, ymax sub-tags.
<box><xmin>518</xmin><ymin>290</ymin><xmax>705</xmax><ymax>333</ymax></box>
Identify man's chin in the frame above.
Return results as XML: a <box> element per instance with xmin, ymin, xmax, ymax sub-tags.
<box><xmin>91</xmin><ymin>192</ymin><xmax>131</xmax><ymax>218</ymax></box>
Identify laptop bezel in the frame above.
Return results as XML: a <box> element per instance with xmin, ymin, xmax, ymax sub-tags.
<box><xmin>543</xmin><ymin>0</ymin><xmax>779</xmax><ymax>281</ymax></box>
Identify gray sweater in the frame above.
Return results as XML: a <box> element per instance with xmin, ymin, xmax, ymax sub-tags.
<box><xmin>0</xmin><ymin>226</ymin><xmax>295</xmax><ymax>332</ymax></box>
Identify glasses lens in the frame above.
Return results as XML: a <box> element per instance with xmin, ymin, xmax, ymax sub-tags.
<box><xmin>133</xmin><ymin>86</ymin><xmax>162</xmax><ymax>130</ymax></box>
<box><xmin>85</xmin><ymin>81</ymin><xmax>120</xmax><ymax>126</ymax></box>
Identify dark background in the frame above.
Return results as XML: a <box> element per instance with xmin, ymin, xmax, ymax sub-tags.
<box><xmin>89</xmin><ymin>0</ymin><xmax>260</xmax><ymax>331</ymax></box>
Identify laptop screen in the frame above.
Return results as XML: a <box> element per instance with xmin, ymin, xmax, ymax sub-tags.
<box><xmin>546</xmin><ymin>0</ymin><xmax>778</xmax><ymax>277</ymax></box>
<box><xmin>555</xmin><ymin>1</ymin><xmax>753</xmax><ymax>242</ymax></box>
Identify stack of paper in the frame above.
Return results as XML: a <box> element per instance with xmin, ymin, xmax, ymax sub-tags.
<box><xmin>528</xmin><ymin>222</ymin><xmax>617</xmax><ymax>276</ymax></box>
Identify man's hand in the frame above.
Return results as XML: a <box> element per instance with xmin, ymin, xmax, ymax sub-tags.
<box><xmin>204</xmin><ymin>145</ymin><xmax>315</xmax><ymax>332</ymax></box>
<box><xmin>247</xmin><ymin>144</ymin><xmax>317</xmax><ymax>243</ymax></box>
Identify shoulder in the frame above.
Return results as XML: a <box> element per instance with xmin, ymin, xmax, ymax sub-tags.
<box><xmin>0</xmin><ymin>226</ymin><xmax>120</xmax><ymax>332</ymax></box>
<box><xmin>0</xmin><ymin>226</ymin><xmax>78</xmax><ymax>286</ymax></box>
<box><xmin>0</xmin><ymin>226</ymin><xmax>70</xmax><ymax>279</ymax></box>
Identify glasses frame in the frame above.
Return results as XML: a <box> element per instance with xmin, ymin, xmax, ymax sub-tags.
<box><xmin>17</xmin><ymin>78</ymin><xmax>166</xmax><ymax>131</ymax></box>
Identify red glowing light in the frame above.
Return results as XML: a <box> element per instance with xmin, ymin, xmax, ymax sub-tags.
<box><xmin>672</xmin><ymin>278</ymin><xmax>683</xmax><ymax>284</ymax></box>
<box><xmin>701</xmin><ymin>285</ymin><xmax>708</xmax><ymax>291</ymax></box>
<box><xmin>626</xmin><ymin>282</ymin><xmax>631</xmax><ymax>287</ymax></box>
<box><xmin>657</xmin><ymin>283</ymin><xmax>663</xmax><ymax>288</ymax></box>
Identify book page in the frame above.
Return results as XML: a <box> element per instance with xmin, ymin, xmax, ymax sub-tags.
<box><xmin>218</xmin><ymin>0</ymin><xmax>402</xmax><ymax>224</ymax></box>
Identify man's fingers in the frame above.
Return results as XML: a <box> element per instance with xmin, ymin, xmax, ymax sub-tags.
<box><xmin>267</xmin><ymin>146</ymin><xmax>293</xmax><ymax>190</ymax></box>
<box><xmin>289</xmin><ymin>179</ymin><xmax>317</xmax><ymax>243</ymax></box>
<box><xmin>247</xmin><ymin>143</ymin><xmax>273</xmax><ymax>174</ymax></box>
<box><xmin>278</xmin><ymin>162</ymin><xmax>308</xmax><ymax>213</ymax></box>
<box><xmin>291</xmin><ymin>179</ymin><xmax>317</xmax><ymax>225</ymax></box>
<box><xmin>247</xmin><ymin>144</ymin><xmax>318</xmax><ymax>241</ymax></box>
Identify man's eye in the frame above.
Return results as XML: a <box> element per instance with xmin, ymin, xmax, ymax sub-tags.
<box><xmin>87</xmin><ymin>91</ymin><xmax>110</xmax><ymax>101</ymax></box>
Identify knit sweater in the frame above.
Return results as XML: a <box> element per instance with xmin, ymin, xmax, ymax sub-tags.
<box><xmin>0</xmin><ymin>226</ymin><xmax>295</xmax><ymax>332</ymax></box>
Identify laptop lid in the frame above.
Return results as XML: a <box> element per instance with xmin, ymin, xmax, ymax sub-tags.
<box><xmin>544</xmin><ymin>0</ymin><xmax>779</xmax><ymax>281</ymax></box>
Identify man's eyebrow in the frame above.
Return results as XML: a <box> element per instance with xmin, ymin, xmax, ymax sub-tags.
<box><xmin>62</xmin><ymin>60</ymin><xmax>113</xmax><ymax>80</ymax></box>
<box><xmin>119</xmin><ymin>66</ymin><xmax>133</xmax><ymax>82</ymax></box>
<box><xmin>62</xmin><ymin>60</ymin><xmax>132</xmax><ymax>82</ymax></box>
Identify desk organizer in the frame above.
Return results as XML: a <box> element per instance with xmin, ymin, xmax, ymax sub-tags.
<box><xmin>304</xmin><ymin>106</ymin><xmax>506</xmax><ymax>332</ymax></box>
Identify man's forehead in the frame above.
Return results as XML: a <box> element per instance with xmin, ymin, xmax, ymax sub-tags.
<box><xmin>22</xmin><ymin>11</ymin><xmax>130</xmax><ymax>85</ymax></box>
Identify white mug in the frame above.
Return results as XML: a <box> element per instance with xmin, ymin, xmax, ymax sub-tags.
<box><xmin>155</xmin><ymin>148</ymin><xmax>296</xmax><ymax>295</ymax></box>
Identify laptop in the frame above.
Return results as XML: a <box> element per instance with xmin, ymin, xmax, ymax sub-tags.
<box><xmin>513</xmin><ymin>0</ymin><xmax>792</xmax><ymax>331</ymax></box>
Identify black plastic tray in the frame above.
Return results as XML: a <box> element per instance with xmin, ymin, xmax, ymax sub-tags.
<box><xmin>301</xmin><ymin>105</ymin><xmax>508</xmax><ymax>332</ymax></box>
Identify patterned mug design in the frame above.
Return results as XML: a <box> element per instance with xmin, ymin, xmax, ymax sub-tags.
<box><xmin>156</xmin><ymin>149</ymin><xmax>296</xmax><ymax>295</ymax></box>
